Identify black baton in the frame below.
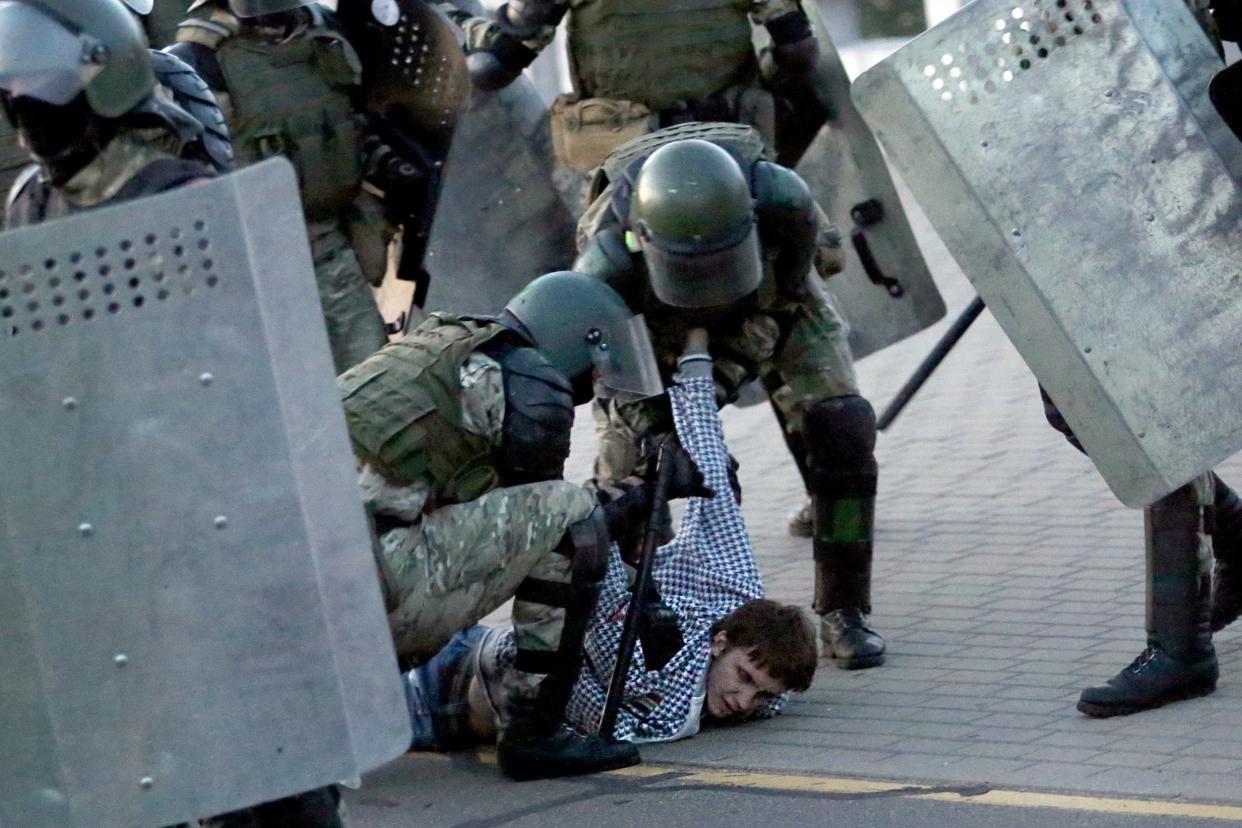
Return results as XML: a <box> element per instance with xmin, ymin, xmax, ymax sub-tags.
<box><xmin>597</xmin><ymin>441</ymin><xmax>675</xmax><ymax>739</ymax></box>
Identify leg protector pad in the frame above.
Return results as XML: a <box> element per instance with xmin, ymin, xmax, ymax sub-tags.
<box><xmin>803</xmin><ymin>395</ymin><xmax>877</xmax><ymax>471</ymax></box>
<box><xmin>1145</xmin><ymin>481</ymin><xmax>1213</xmax><ymax>658</ymax></box>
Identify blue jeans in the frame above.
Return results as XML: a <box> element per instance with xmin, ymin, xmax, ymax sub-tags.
<box><xmin>403</xmin><ymin>625</ymin><xmax>491</xmax><ymax>750</ymax></box>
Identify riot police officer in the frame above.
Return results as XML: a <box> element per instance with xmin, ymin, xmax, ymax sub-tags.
<box><xmin>170</xmin><ymin>0</ymin><xmax>394</xmax><ymax>373</ymax></box>
<box><xmin>448</xmin><ymin>0</ymin><xmax>822</xmax><ymax>181</ymax></box>
<box><xmin>0</xmin><ymin>0</ymin><xmax>226</xmax><ymax>225</ymax></box>
<box><xmin>573</xmin><ymin>125</ymin><xmax>886</xmax><ymax>670</ymax></box>
<box><xmin>339</xmin><ymin>270</ymin><xmax>709</xmax><ymax>779</ymax></box>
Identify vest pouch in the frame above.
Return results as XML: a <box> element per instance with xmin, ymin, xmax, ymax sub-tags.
<box><xmin>550</xmin><ymin>96</ymin><xmax>653</xmax><ymax>173</ymax></box>
<box><xmin>287</xmin><ymin>119</ymin><xmax>365</xmax><ymax>220</ymax></box>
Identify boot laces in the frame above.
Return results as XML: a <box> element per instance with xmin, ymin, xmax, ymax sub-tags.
<box><xmin>1124</xmin><ymin>646</ymin><xmax>1160</xmax><ymax>675</ymax></box>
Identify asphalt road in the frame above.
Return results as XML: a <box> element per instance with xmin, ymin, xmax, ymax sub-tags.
<box><xmin>345</xmin><ymin>754</ymin><xmax>1242</xmax><ymax>828</ymax></box>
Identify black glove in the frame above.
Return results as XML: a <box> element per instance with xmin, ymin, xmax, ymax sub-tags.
<box><xmin>660</xmin><ymin>438</ymin><xmax>715</xmax><ymax>501</ymax></box>
<box><xmin>637</xmin><ymin>586</ymin><xmax>685</xmax><ymax>671</ymax></box>
<box><xmin>1215</xmin><ymin>0</ymin><xmax>1242</xmax><ymax>42</ymax></box>
<box><xmin>465</xmin><ymin>33</ymin><xmax>537</xmax><ymax>92</ymax></box>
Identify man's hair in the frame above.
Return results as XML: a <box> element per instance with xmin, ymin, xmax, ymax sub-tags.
<box><xmin>710</xmin><ymin>599</ymin><xmax>817</xmax><ymax>692</ymax></box>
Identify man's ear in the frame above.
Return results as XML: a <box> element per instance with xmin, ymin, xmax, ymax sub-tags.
<box><xmin>710</xmin><ymin>631</ymin><xmax>729</xmax><ymax>657</ymax></box>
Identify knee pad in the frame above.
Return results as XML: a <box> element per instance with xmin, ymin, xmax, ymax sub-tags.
<box><xmin>804</xmin><ymin>395</ymin><xmax>877</xmax><ymax>470</ymax></box>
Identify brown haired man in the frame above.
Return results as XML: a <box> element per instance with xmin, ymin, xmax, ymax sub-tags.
<box><xmin>401</xmin><ymin>333</ymin><xmax>818</xmax><ymax>749</ymax></box>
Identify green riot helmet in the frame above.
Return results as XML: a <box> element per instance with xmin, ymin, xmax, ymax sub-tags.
<box><xmin>188</xmin><ymin>0</ymin><xmax>314</xmax><ymax>17</ymax></box>
<box><xmin>0</xmin><ymin>0</ymin><xmax>154</xmax><ymax>118</ymax></box>
<box><xmin>629</xmin><ymin>139</ymin><xmax>763</xmax><ymax>309</ymax></box>
<box><xmin>503</xmin><ymin>271</ymin><xmax>665</xmax><ymax>405</ymax></box>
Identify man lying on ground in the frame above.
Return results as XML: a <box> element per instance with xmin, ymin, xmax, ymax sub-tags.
<box><xmin>401</xmin><ymin>330</ymin><xmax>818</xmax><ymax>750</ymax></box>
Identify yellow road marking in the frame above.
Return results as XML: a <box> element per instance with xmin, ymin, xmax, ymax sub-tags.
<box><xmin>606</xmin><ymin>763</ymin><xmax>1242</xmax><ymax>821</ymax></box>
<box><xmin>415</xmin><ymin>752</ymin><xmax>1242</xmax><ymax>820</ymax></box>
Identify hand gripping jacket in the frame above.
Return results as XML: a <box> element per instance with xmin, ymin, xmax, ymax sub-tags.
<box><xmin>172</xmin><ymin>3</ymin><xmax>365</xmax><ymax>221</ymax></box>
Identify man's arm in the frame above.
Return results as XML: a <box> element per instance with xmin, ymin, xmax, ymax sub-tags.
<box><xmin>653</xmin><ymin>334</ymin><xmax>764</xmax><ymax>604</ymax></box>
<box><xmin>443</xmin><ymin>1</ymin><xmax>568</xmax><ymax>91</ymax></box>
<box><xmin>751</xmin><ymin>0</ymin><xmax>818</xmax><ymax>82</ymax></box>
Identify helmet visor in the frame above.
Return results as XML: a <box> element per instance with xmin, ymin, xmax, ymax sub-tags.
<box><xmin>121</xmin><ymin>0</ymin><xmax>155</xmax><ymax>14</ymax></box>
<box><xmin>590</xmin><ymin>313</ymin><xmax>665</xmax><ymax>401</ymax></box>
<box><xmin>643</xmin><ymin>224</ymin><xmax>763</xmax><ymax>309</ymax></box>
<box><xmin>0</xmin><ymin>3</ymin><xmax>105</xmax><ymax>106</ymax></box>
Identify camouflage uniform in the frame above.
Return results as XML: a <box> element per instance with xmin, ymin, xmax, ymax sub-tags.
<box><xmin>450</xmin><ymin>0</ymin><xmax>818</xmax><ymax>207</ymax></box>
<box><xmin>171</xmin><ymin>3</ymin><xmax>390</xmax><ymax>373</ymax></box>
<box><xmin>340</xmin><ymin>314</ymin><xmax>605</xmax><ymax>701</ymax></box>
<box><xmin>575</xmin><ymin>124</ymin><xmax>886</xmax><ymax>668</ymax></box>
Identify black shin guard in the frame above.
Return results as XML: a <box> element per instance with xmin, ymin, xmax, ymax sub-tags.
<box><xmin>1145</xmin><ymin>482</ymin><xmax>1213</xmax><ymax>660</ymax></box>
<box><xmin>804</xmin><ymin>396</ymin><xmax>879</xmax><ymax>615</ymax></box>
<box><xmin>512</xmin><ymin>507</ymin><xmax>611</xmax><ymax>719</ymax></box>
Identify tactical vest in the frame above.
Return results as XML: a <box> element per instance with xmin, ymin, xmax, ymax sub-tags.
<box><xmin>567</xmin><ymin>0</ymin><xmax>758</xmax><ymax>110</ymax></box>
<box><xmin>579</xmin><ymin>122</ymin><xmax>767</xmax><ymax>241</ymax></box>
<box><xmin>179</xmin><ymin>7</ymin><xmax>365</xmax><ymax>221</ymax></box>
<box><xmin>338</xmin><ymin>315</ymin><xmax>509</xmax><ymax>507</ymax></box>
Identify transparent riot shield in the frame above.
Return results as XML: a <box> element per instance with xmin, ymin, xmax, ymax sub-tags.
<box><xmin>0</xmin><ymin>158</ymin><xmax>410</xmax><ymax>828</ymax></box>
<box><xmin>422</xmin><ymin>0</ymin><xmax>578</xmax><ymax>315</ymax></box>
<box><xmin>755</xmin><ymin>4</ymin><xmax>947</xmax><ymax>359</ymax></box>
<box><xmin>854</xmin><ymin>0</ymin><xmax>1242</xmax><ymax>507</ymax></box>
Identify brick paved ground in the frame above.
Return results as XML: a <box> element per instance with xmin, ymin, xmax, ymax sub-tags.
<box><xmin>553</xmin><ymin>191</ymin><xmax>1242</xmax><ymax>803</ymax></box>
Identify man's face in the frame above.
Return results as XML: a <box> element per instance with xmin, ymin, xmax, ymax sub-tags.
<box><xmin>704</xmin><ymin>632</ymin><xmax>786</xmax><ymax>720</ymax></box>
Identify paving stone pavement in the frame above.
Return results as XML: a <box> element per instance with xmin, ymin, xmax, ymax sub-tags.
<box><xmin>541</xmin><ymin>188</ymin><xmax>1242</xmax><ymax>803</ymax></box>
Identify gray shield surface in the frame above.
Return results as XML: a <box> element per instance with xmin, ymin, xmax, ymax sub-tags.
<box><xmin>768</xmin><ymin>2</ymin><xmax>947</xmax><ymax>360</ymax></box>
<box><xmin>422</xmin><ymin>0</ymin><xmax>577</xmax><ymax>315</ymax></box>
<box><xmin>853</xmin><ymin>0</ymin><xmax>1242</xmax><ymax>507</ymax></box>
<box><xmin>794</xmin><ymin>2</ymin><xmax>938</xmax><ymax>360</ymax></box>
<box><xmin>0</xmin><ymin>158</ymin><xmax>410</xmax><ymax>828</ymax></box>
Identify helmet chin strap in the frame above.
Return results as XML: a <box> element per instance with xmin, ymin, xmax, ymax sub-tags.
<box><xmin>9</xmin><ymin>94</ymin><xmax>116</xmax><ymax>186</ymax></box>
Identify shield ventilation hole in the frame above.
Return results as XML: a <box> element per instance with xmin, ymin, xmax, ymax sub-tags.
<box><xmin>922</xmin><ymin>0</ymin><xmax>1107</xmax><ymax>108</ymax></box>
<box><xmin>0</xmin><ymin>219</ymin><xmax>219</xmax><ymax>338</ymax></box>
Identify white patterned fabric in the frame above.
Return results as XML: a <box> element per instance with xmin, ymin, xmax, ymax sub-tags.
<box><xmin>494</xmin><ymin>373</ymin><xmax>781</xmax><ymax>742</ymax></box>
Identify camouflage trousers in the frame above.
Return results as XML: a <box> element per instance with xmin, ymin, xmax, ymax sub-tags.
<box><xmin>307</xmin><ymin>220</ymin><xmax>389</xmax><ymax>374</ymax></box>
<box><xmin>594</xmin><ymin>278</ymin><xmax>859</xmax><ymax>485</ymax></box>
<box><xmin>375</xmin><ymin>480</ymin><xmax>598</xmax><ymax>698</ymax></box>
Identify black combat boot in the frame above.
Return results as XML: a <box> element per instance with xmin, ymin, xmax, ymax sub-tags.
<box><xmin>1210</xmin><ymin>473</ymin><xmax>1242</xmax><ymax>632</ymax></box>
<box><xmin>498</xmin><ymin>707</ymin><xmax>639</xmax><ymax>781</ymax></box>
<box><xmin>497</xmin><ymin>512</ymin><xmax>640</xmax><ymax>780</ymax></box>
<box><xmin>816</xmin><ymin>541</ymin><xmax>886</xmax><ymax>669</ymax></box>
<box><xmin>1078</xmin><ymin>482</ymin><xmax>1218</xmax><ymax>717</ymax></box>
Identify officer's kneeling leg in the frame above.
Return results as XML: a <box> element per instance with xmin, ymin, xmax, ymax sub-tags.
<box><xmin>804</xmin><ymin>395</ymin><xmax>885</xmax><ymax>669</ymax></box>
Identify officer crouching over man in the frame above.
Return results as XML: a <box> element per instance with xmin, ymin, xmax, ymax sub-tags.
<box><xmin>337</xmin><ymin>271</ymin><xmax>818</xmax><ymax>777</ymax></box>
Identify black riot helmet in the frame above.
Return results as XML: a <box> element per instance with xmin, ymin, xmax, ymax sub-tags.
<box><xmin>0</xmin><ymin>0</ymin><xmax>154</xmax><ymax>118</ymax></box>
<box><xmin>628</xmin><ymin>139</ymin><xmax>764</xmax><ymax>309</ymax></box>
<box><xmin>0</xmin><ymin>0</ymin><xmax>156</xmax><ymax>182</ymax></box>
<box><xmin>502</xmin><ymin>271</ymin><xmax>665</xmax><ymax>405</ymax></box>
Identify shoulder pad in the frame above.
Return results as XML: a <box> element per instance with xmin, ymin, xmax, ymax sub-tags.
<box><xmin>174</xmin><ymin>8</ymin><xmax>240</xmax><ymax>52</ymax></box>
<box><xmin>491</xmin><ymin>345</ymin><xmax>574</xmax><ymax>485</ymax></box>
<box><xmin>752</xmin><ymin>160</ymin><xmax>814</xmax><ymax>215</ymax></box>
<box><xmin>152</xmin><ymin>49</ymin><xmax>234</xmax><ymax>171</ymax></box>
